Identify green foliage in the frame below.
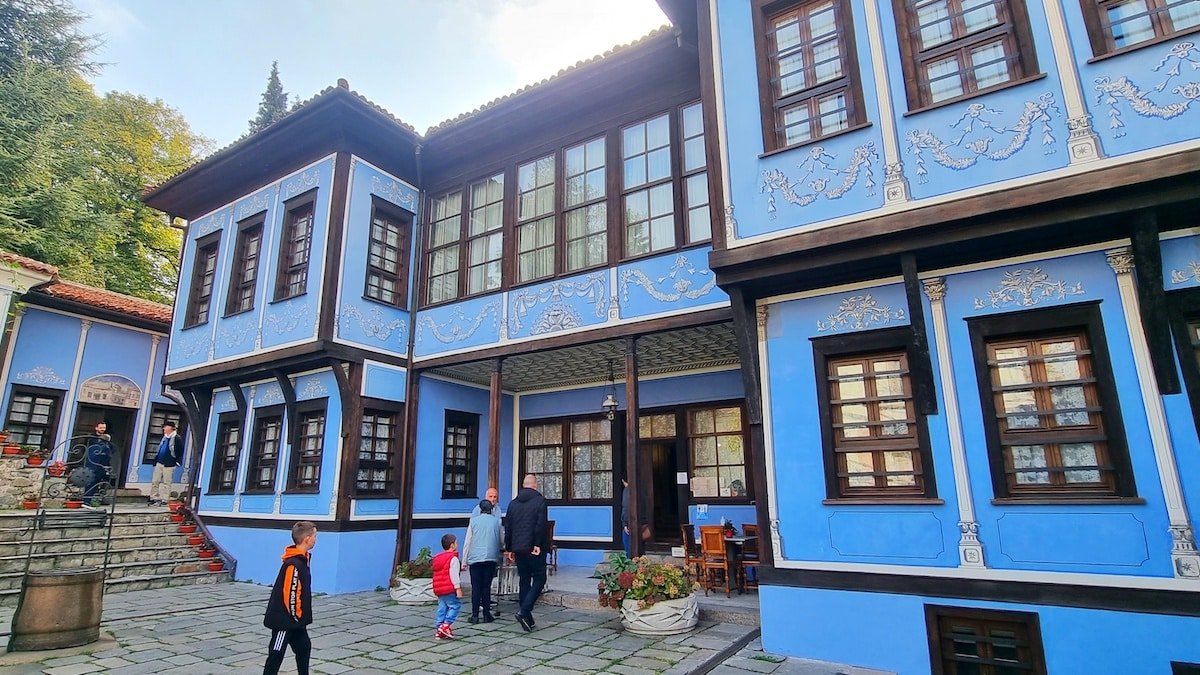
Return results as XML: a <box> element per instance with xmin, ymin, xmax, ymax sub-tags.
<box><xmin>392</xmin><ymin>546</ymin><xmax>434</xmax><ymax>581</ymax></box>
<box><xmin>247</xmin><ymin>61</ymin><xmax>288</xmax><ymax>134</ymax></box>
<box><xmin>596</xmin><ymin>552</ymin><xmax>696</xmax><ymax>609</ymax></box>
<box><xmin>0</xmin><ymin>1</ymin><xmax>209</xmax><ymax>302</ymax></box>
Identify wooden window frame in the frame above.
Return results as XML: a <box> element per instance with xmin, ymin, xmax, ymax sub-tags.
<box><xmin>893</xmin><ymin>0</ymin><xmax>1040</xmax><ymax>111</ymax></box>
<box><xmin>1167</xmin><ymin>287</ymin><xmax>1200</xmax><ymax>440</ymax></box>
<box><xmin>518</xmin><ymin>415</ymin><xmax>616</xmax><ymax>505</ymax></box>
<box><xmin>1079</xmin><ymin>0</ymin><xmax>1200</xmax><ymax>58</ymax></box>
<box><xmin>679</xmin><ymin>101</ymin><xmax>714</xmax><ymax>245</ymax></box>
<box><xmin>685</xmin><ymin>401</ymin><xmax>755</xmax><ymax>503</ymax></box>
<box><xmin>363</xmin><ymin>197</ymin><xmax>411</xmax><ymax>308</ymax></box>
<box><xmin>752</xmin><ymin>0</ymin><xmax>868</xmax><ymax>151</ymax></box>
<box><xmin>208</xmin><ymin>411</ymin><xmax>242</xmax><ymax>495</ymax></box>
<box><xmin>515</xmin><ymin>154</ymin><xmax>559</xmax><ymax>285</ymax></box>
<box><xmin>243</xmin><ymin>405</ymin><xmax>284</xmax><ymax>494</ymax></box>
<box><xmin>424</xmin><ymin>190</ymin><xmax>464</xmax><ymax>306</ymax></box>
<box><xmin>355</xmin><ymin>399</ymin><xmax>404</xmax><ymax>498</ymax></box>
<box><xmin>466</xmin><ymin>173</ymin><xmax>506</xmax><ymax>295</ymax></box>
<box><xmin>285</xmin><ymin>399</ymin><xmax>327</xmax><ymax>493</ymax></box>
<box><xmin>141</xmin><ymin>404</ymin><xmax>186</xmax><ymax>465</ymax></box>
<box><xmin>563</xmin><ymin>135</ymin><xmax>610</xmax><ymax>274</ymax></box>
<box><xmin>813</xmin><ymin>327</ymin><xmax>938</xmax><ymax>501</ymax></box>
<box><xmin>224</xmin><ymin>216</ymin><xmax>264</xmax><ymax>317</ymax></box>
<box><xmin>620</xmin><ymin>112</ymin><xmax>681</xmax><ymax>261</ymax></box>
<box><xmin>967</xmin><ymin>302</ymin><xmax>1137</xmax><ymax>501</ymax></box>
<box><xmin>441</xmin><ymin>410</ymin><xmax>480</xmax><ymax>499</ymax></box>
<box><xmin>184</xmin><ymin>233</ymin><xmax>220</xmax><ymax>328</ymax></box>
<box><xmin>273</xmin><ymin>190</ymin><xmax>316</xmax><ymax>302</ymax></box>
<box><xmin>3</xmin><ymin>385</ymin><xmax>62</xmax><ymax>450</ymax></box>
<box><xmin>925</xmin><ymin>605</ymin><xmax>1047</xmax><ymax>675</ymax></box>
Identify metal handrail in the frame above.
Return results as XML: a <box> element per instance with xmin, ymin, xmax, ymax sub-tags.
<box><xmin>180</xmin><ymin>503</ymin><xmax>237</xmax><ymax>579</ymax></box>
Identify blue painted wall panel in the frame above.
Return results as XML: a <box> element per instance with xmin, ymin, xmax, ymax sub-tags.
<box><xmin>208</xmin><ymin>526</ymin><xmax>394</xmax><ymax>593</ymax></box>
<box><xmin>519</xmin><ymin>369</ymin><xmax>744</xmax><ymax>420</ymax></box>
<box><xmin>5</xmin><ymin>310</ymin><xmax>81</xmax><ymax>404</ymax></box>
<box><xmin>363</xmin><ymin>362</ymin><xmax>407</xmax><ymax>401</ymax></box>
<box><xmin>618</xmin><ymin>247</ymin><xmax>727</xmax><ymax>318</ymax></box>
<box><xmin>507</xmin><ymin>271</ymin><xmax>610</xmax><ymax>340</ymax></box>
<box><xmin>1163</xmin><ymin>235</ymin><xmax>1200</xmax><ymax>290</ymax></box>
<box><xmin>413</xmin><ymin>295</ymin><xmax>503</xmax><ymax>358</ymax></box>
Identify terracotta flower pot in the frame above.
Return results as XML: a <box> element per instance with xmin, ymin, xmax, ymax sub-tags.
<box><xmin>169</xmin><ymin>513</ymin><xmax>185</xmax><ymax>523</ymax></box>
<box><xmin>168</xmin><ymin>501</ymin><xmax>183</xmax><ymax>513</ymax></box>
<box><xmin>25</xmin><ymin>456</ymin><xmax>44</xmax><ymax>467</ymax></box>
<box><xmin>21</xmin><ymin>500</ymin><xmax>39</xmax><ymax>510</ymax></box>
<box><xmin>47</xmin><ymin>462</ymin><xmax>65</xmax><ymax>477</ymax></box>
<box><xmin>187</xmin><ymin>535</ymin><xmax>205</xmax><ymax>546</ymax></box>
<box><xmin>178</xmin><ymin>524</ymin><xmax>197</xmax><ymax>534</ymax></box>
<box><xmin>64</xmin><ymin>500</ymin><xmax>82</xmax><ymax>509</ymax></box>
<box><xmin>207</xmin><ymin>560</ymin><xmax>224</xmax><ymax>572</ymax></box>
<box><xmin>3</xmin><ymin>444</ymin><xmax>21</xmax><ymax>455</ymax></box>
<box><xmin>198</xmin><ymin>549</ymin><xmax>216</xmax><ymax>559</ymax></box>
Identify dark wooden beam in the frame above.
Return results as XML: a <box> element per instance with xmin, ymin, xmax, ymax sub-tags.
<box><xmin>624</xmin><ymin>336</ymin><xmax>641</xmax><ymax>558</ymax></box>
<box><xmin>272</xmin><ymin>370</ymin><xmax>299</xmax><ymax>448</ymax></box>
<box><xmin>175</xmin><ymin>387</ymin><xmax>212</xmax><ymax>512</ymax></box>
<box><xmin>332</xmin><ymin>362</ymin><xmax>364</xmax><ymax>520</ymax></box>
<box><xmin>901</xmin><ymin>254</ymin><xmax>938</xmax><ymax>415</ymax></box>
<box><xmin>224</xmin><ymin>380</ymin><xmax>247</xmax><ymax>415</ymax></box>
<box><xmin>395</xmin><ymin>369</ymin><xmax>421</xmax><ymax>568</ymax></box>
<box><xmin>488</xmin><ymin>358</ymin><xmax>504</xmax><ymax>492</ymax></box>
<box><xmin>1131</xmin><ymin>213</ymin><xmax>1181</xmax><ymax>395</ymax></box>
<box><xmin>727</xmin><ymin>287</ymin><xmax>773</xmax><ymax>566</ymax></box>
<box><xmin>318</xmin><ymin>153</ymin><xmax>353</xmax><ymax>342</ymax></box>
<box><xmin>163</xmin><ymin>340</ymin><xmax>408</xmax><ymax>387</ymax></box>
<box><xmin>695</xmin><ymin>0</ymin><xmax>726</xmax><ymax>250</ymax></box>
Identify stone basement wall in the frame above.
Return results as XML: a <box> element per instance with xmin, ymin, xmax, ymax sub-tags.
<box><xmin>0</xmin><ymin>456</ymin><xmax>65</xmax><ymax>509</ymax></box>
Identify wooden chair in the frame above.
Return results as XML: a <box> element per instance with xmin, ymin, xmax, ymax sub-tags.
<box><xmin>699</xmin><ymin>525</ymin><xmax>733</xmax><ymax>598</ymax></box>
<box><xmin>547</xmin><ymin>519</ymin><xmax>557</xmax><ymax>575</ymax></box>
<box><xmin>740</xmin><ymin>523</ymin><xmax>760</xmax><ymax>591</ymax></box>
<box><xmin>679</xmin><ymin>524</ymin><xmax>704</xmax><ymax>580</ymax></box>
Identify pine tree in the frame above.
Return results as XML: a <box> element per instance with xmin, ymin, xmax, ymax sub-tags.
<box><xmin>247</xmin><ymin>61</ymin><xmax>288</xmax><ymax>134</ymax></box>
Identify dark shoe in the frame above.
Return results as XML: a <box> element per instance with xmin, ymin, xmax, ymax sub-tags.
<box><xmin>467</xmin><ymin>616</ymin><xmax>479</xmax><ymax>624</ymax></box>
<box><xmin>482</xmin><ymin>614</ymin><xmax>495</xmax><ymax>623</ymax></box>
<box><xmin>517</xmin><ymin>613</ymin><xmax>533</xmax><ymax>632</ymax></box>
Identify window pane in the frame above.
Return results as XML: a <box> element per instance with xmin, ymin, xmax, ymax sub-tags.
<box><xmin>916</xmin><ymin>0</ymin><xmax>954</xmax><ymax>48</ymax></box>
<box><xmin>1169</xmin><ymin>0</ymin><xmax>1200</xmax><ymax>30</ymax></box>
<box><xmin>1106</xmin><ymin>0</ymin><xmax>1156</xmax><ymax>47</ymax></box>
<box><xmin>970</xmin><ymin>40</ymin><xmax>1011</xmax><ymax>90</ymax></box>
<box><xmin>926</xmin><ymin>55</ymin><xmax>964</xmax><ymax>102</ymax></box>
<box><xmin>1010</xmin><ymin>445</ymin><xmax>1050</xmax><ymax>484</ymax></box>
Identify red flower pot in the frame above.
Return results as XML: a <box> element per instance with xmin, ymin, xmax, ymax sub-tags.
<box><xmin>3</xmin><ymin>444</ymin><xmax>21</xmax><ymax>455</ymax></box>
<box><xmin>178</xmin><ymin>524</ymin><xmax>197</xmax><ymax>534</ymax></box>
<box><xmin>187</xmin><ymin>535</ymin><xmax>204</xmax><ymax>546</ymax></box>
<box><xmin>169</xmin><ymin>513</ymin><xmax>185</xmax><ymax>523</ymax></box>
<box><xmin>25</xmin><ymin>456</ymin><xmax>44</xmax><ymax>467</ymax></box>
<box><xmin>21</xmin><ymin>500</ymin><xmax>39</xmax><ymax>510</ymax></box>
<box><xmin>198</xmin><ymin>549</ymin><xmax>216</xmax><ymax>559</ymax></box>
<box><xmin>64</xmin><ymin>500</ymin><xmax>82</xmax><ymax>509</ymax></box>
<box><xmin>47</xmin><ymin>462</ymin><xmax>65</xmax><ymax>477</ymax></box>
<box><xmin>168</xmin><ymin>501</ymin><xmax>183</xmax><ymax>513</ymax></box>
<box><xmin>207</xmin><ymin>560</ymin><xmax>224</xmax><ymax>572</ymax></box>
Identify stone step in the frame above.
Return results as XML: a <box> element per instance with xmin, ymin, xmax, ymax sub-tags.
<box><xmin>0</xmin><ymin>554</ymin><xmax>224</xmax><ymax>592</ymax></box>
<box><xmin>0</xmin><ymin>569</ymin><xmax>230</xmax><ymax>606</ymax></box>
<box><xmin>0</xmin><ymin>542</ymin><xmax>207</xmax><ymax>574</ymax></box>
<box><xmin>0</xmin><ymin>519</ymin><xmax>195</xmax><ymax>543</ymax></box>
<box><xmin>0</xmin><ymin>531</ymin><xmax>199</xmax><ymax>557</ymax></box>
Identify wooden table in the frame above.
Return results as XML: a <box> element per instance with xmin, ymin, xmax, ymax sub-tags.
<box><xmin>723</xmin><ymin>536</ymin><xmax>757</xmax><ymax>593</ymax></box>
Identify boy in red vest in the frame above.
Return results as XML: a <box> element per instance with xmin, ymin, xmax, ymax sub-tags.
<box><xmin>431</xmin><ymin>533</ymin><xmax>463</xmax><ymax>639</ymax></box>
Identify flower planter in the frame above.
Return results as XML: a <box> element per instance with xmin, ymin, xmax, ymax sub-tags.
<box><xmin>168</xmin><ymin>501</ymin><xmax>183</xmax><ymax>513</ymax></box>
<box><xmin>207</xmin><ymin>560</ymin><xmax>224</xmax><ymax>572</ymax></box>
<box><xmin>618</xmin><ymin>594</ymin><xmax>699</xmax><ymax>636</ymax></box>
<box><xmin>388</xmin><ymin>578</ymin><xmax>436</xmax><ymax>604</ymax></box>
<box><xmin>25</xmin><ymin>456</ymin><xmax>44</xmax><ymax>467</ymax></box>
<box><xmin>178</xmin><ymin>524</ymin><xmax>197</xmax><ymax>534</ymax></box>
<box><xmin>46</xmin><ymin>462</ymin><xmax>65</xmax><ymax>477</ymax></box>
<box><xmin>3</xmin><ymin>444</ymin><xmax>22</xmax><ymax>455</ymax></box>
<box><xmin>187</xmin><ymin>535</ymin><xmax>205</xmax><ymax>546</ymax></box>
<box><xmin>21</xmin><ymin>500</ymin><xmax>39</xmax><ymax>510</ymax></box>
<box><xmin>64</xmin><ymin>500</ymin><xmax>82</xmax><ymax>509</ymax></box>
<box><xmin>198</xmin><ymin>549</ymin><xmax>216</xmax><ymax>559</ymax></box>
<box><xmin>169</xmin><ymin>513</ymin><xmax>185</xmax><ymax>523</ymax></box>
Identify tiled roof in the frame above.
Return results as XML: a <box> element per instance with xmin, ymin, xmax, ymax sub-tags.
<box><xmin>36</xmin><ymin>280</ymin><xmax>173</xmax><ymax>325</ymax></box>
<box><xmin>0</xmin><ymin>250</ymin><xmax>59</xmax><ymax>277</ymax></box>
<box><xmin>424</xmin><ymin>25</ymin><xmax>674</xmax><ymax>136</ymax></box>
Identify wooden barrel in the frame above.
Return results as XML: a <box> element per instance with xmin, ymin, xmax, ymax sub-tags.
<box><xmin>7</xmin><ymin>568</ymin><xmax>104</xmax><ymax>652</ymax></box>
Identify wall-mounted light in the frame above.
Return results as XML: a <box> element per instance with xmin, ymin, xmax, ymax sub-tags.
<box><xmin>601</xmin><ymin>358</ymin><xmax>619</xmax><ymax>421</ymax></box>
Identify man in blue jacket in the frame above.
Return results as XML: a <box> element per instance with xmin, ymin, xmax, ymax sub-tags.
<box><xmin>150</xmin><ymin>422</ymin><xmax>182</xmax><ymax>506</ymax></box>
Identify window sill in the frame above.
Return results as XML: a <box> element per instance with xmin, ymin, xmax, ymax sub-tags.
<box><xmin>822</xmin><ymin>497</ymin><xmax>944</xmax><ymax>505</ymax></box>
<box><xmin>418</xmin><ymin>288</ymin><xmax>504</xmax><ymax>312</ymax></box>
<box><xmin>206</xmin><ymin>490</ymin><xmax>236</xmax><ymax>496</ymax></box>
<box><xmin>687</xmin><ymin>497</ymin><xmax>756</xmax><ymax>506</ymax></box>
<box><xmin>180</xmin><ymin>321</ymin><xmax>208</xmax><ymax>331</ymax></box>
<box><xmin>758</xmin><ymin>122</ymin><xmax>873</xmax><ymax>159</ymax></box>
<box><xmin>990</xmin><ymin>496</ymin><xmax>1146</xmax><ymax>506</ymax></box>
<box><xmin>360</xmin><ymin>294</ymin><xmax>406</xmax><ymax>311</ymax></box>
<box><xmin>269</xmin><ymin>292</ymin><xmax>307</xmax><ymax>306</ymax></box>
<box><xmin>903</xmin><ymin>73</ymin><xmax>1047</xmax><ymax>117</ymax></box>
<box><xmin>240</xmin><ymin>489</ymin><xmax>277</xmax><ymax>496</ymax></box>
<box><xmin>283</xmin><ymin>488</ymin><xmax>321</xmax><ymax>495</ymax></box>
<box><xmin>1086</xmin><ymin>26</ymin><xmax>1200</xmax><ymax>64</ymax></box>
<box><xmin>352</xmin><ymin>493</ymin><xmax>399</xmax><ymax>500</ymax></box>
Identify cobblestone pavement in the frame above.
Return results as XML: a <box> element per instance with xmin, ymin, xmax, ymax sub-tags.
<box><xmin>707</xmin><ymin>638</ymin><xmax>894</xmax><ymax>675</ymax></box>
<box><xmin>0</xmin><ymin>582</ymin><xmax>761</xmax><ymax>674</ymax></box>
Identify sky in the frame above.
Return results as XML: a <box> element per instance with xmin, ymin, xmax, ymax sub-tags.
<box><xmin>75</xmin><ymin>0</ymin><xmax>669</xmax><ymax>149</ymax></box>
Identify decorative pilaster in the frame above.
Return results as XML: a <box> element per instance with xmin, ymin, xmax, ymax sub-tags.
<box><xmin>724</xmin><ymin>205</ymin><xmax>738</xmax><ymax>241</ymax></box>
<box><xmin>923</xmin><ymin>277</ymin><xmax>986</xmax><ymax>568</ymax></box>
<box><xmin>1040</xmin><ymin>0</ymin><xmax>1105</xmax><ymax>164</ymax></box>
<box><xmin>1107</xmin><ymin>247</ymin><xmax>1200</xmax><ymax>578</ymax></box>
<box><xmin>755</xmin><ymin>305</ymin><xmax>769</xmax><ymax>336</ymax></box>
<box><xmin>56</xmin><ymin>319</ymin><xmax>93</xmax><ymax>451</ymax></box>
<box><xmin>860</xmin><ymin>0</ymin><xmax>909</xmax><ymax>202</ymax></box>
<box><xmin>1066</xmin><ymin>115</ymin><xmax>1103</xmax><ymax>164</ymax></box>
<box><xmin>884</xmin><ymin>162</ymin><xmax>910</xmax><ymax>204</ymax></box>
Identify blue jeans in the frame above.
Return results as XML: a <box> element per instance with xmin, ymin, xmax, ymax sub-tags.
<box><xmin>435</xmin><ymin>594</ymin><xmax>460</xmax><ymax>627</ymax></box>
<box><xmin>622</xmin><ymin>529</ymin><xmax>630</xmax><ymax>557</ymax></box>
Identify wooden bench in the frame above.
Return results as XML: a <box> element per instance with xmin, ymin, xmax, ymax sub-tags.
<box><xmin>35</xmin><ymin>510</ymin><xmax>109</xmax><ymax>531</ymax></box>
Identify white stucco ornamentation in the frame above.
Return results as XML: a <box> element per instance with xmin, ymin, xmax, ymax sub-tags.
<box><xmin>15</xmin><ymin>366</ymin><xmax>66</xmax><ymax>386</ymax></box>
<box><xmin>264</xmin><ymin>303</ymin><xmax>311</xmax><ymax>335</ymax></box>
<box><xmin>1094</xmin><ymin>42</ymin><xmax>1200</xmax><ymax>138</ymax></box>
<box><xmin>282</xmin><ymin>169</ymin><xmax>320</xmax><ymax>199</ymax></box>
<box><xmin>510</xmin><ymin>273</ymin><xmax>607</xmax><ymax>335</ymax></box>
<box><xmin>415</xmin><ymin>302</ymin><xmax>501</xmax><ymax>345</ymax></box>
<box><xmin>761</xmin><ymin>143</ymin><xmax>878</xmax><ymax>217</ymax></box>
<box><xmin>620</xmin><ymin>255</ymin><xmax>717</xmax><ymax>304</ymax></box>
<box><xmin>1170</xmin><ymin>261</ymin><xmax>1200</xmax><ymax>284</ymax></box>
<box><xmin>340</xmin><ymin>304</ymin><xmax>407</xmax><ymax>343</ymax></box>
<box><xmin>195</xmin><ymin>212</ymin><xmax>227</xmax><ymax>236</ymax></box>
<box><xmin>258</xmin><ymin>385</ymin><xmax>284</xmax><ymax>406</ymax></box>
<box><xmin>371</xmin><ymin>176</ymin><xmax>416</xmax><ymax>209</ymax></box>
<box><xmin>237</xmin><ymin>190</ymin><xmax>273</xmax><ymax>219</ymax></box>
<box><xmin>973</xmin><ymin>267</ymin><xmax>1084</xmax><ymax>309</ymax></box>
<box><xmin>299</xmin><ymin>379</ymin><xmax>328</xmax><ymax>400</ymax></box>
<box><xmin>724</xmin><ymin>204</ymin><xmax>737</xmax><ymax>240</ymax></box>
<box><xmin>816</xmin><ymin>294</ymin><xmax>905</xmax><ymax>332</ymax></box>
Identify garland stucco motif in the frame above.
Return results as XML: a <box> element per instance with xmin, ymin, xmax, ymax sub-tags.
<box><xmin>237</xmin><ymin>190</ymin><xmax>274</xmax><ymax>219</ymax></box>
<box><xmin>415</xmin><ymin>302</ymin><xmax>501</xmax><ymax>345</ymax></box>
<box><xmin>973</xmin><ymin>268</ymin><xmax>1084</xmax><ymax>310</ymax></box>
<box><xmin>14</xmin><ymin>366</ymin><xmax>66</xmax><ymax>386</ymax></box>
<box><xmin>217</xmin><ymin>319</ymin><xmax>258</xmax><ymax>348</ymax></box>
<box><xmin>371</xmin><ymin>176</ymin><xmax>417</xmax><ymax>210</ymax></box>
<box><xmin>340</xmin><ymin>304</ymin><xmax>407</xmax><ymax>343</ymax></box>
<box><xmin>214</xmin><ymin>391</ymin><xmax>237</xmax><ymax>413</ymax></box>
<box><xmin>257</xmin><ymin>384</ymin><xmax>284</xmax><ymax>406</ymax></box>
<box><xmin>298</xmin><ymin>378</ymin><xmax>328</xmax><ymax>399</ymax></box>
<box><xmin>1170</xmin><ymin>260</ymin><xmax>1200</xmax><ymax>285</ymax></box>
<box><xmin>195</xmin><ymin>212</ymin><xmax>228</xmax><ymax>236</ymax></box>
<box><xmin>510</xmin><ymin>273</ymin><xmax>607</xmax><ymax>335</ymax></box>
<box><xmin>264</xmin><ymin>303</ymin><xmax>311</xmax><ymax>335</ymax></box>
<box><xmin>816</xmin><ymin>294</ymin><xmax>906</xmax><ymax>332</ymax></box>
<box><xmin>174</xmin><ymin>332</ymin><xmax>212</xmax><ymax>360</ymax></box>
<box><xmin>620</xmin><ymin>254</ymin><xmax>717</xmax><ymax>304</ymax></box>
<box><xmin>906</xmin><ymin>93</ymin><xmax>1060</xmax><ymax>182</ymax></box>
<box><xmin>761</xmin><ymin>143</ymin><xmax>878</xmax><ymax>218</ymax></box>
<box><xmin>282</xmin><ymin>169</ymin><xmax>320</xmax><ymax>199</ymax></box>
<box><xmin>1094</xmin><ymin>42</ymin><xmax>1200</xmax><ymax>138</ymax></box>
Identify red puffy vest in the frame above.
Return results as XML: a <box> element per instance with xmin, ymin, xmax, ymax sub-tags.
<box><xmin>431</xmin><ymin>550</ymin><xmax>458</xmax><ymax>597</ymax></box>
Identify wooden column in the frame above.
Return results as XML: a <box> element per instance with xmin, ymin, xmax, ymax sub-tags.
<box><xmin>394</xmin><ymin>369</ymin><xmax>421</xmax><ymax>569</ymax></box>
<box><xmin>727</xmin><ymin>287</ymin><xmax>774</xmax><ymax>566</ymax></box>
<box><xmin>1131</xmin><ymin>212</ymin><xmax>1181</xmax><ymax>394</ymax></box>
<box><xmin>488</xmin><ymin>358</ymin><xmax>503</xmax><ymax>492</ymax></box>
<box><xmin>624</xmin><ymin>337</ymin><xmax>641</xmax><ymax>558</ymax></box>
<box><xmin>332</xmin><ymin>362</ymin><xmax>364</xmax><ymax>521</ymax></box>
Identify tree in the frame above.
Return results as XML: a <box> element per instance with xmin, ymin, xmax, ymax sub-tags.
<box><xmin>0</xmin><ymin>0</ymin><xmax>97</xmax><ymax>77</ymax></box>
<box><xmin>247</xmin><ymin>61</ymin><xmax>288</xmax><ymax>134</ymax></box>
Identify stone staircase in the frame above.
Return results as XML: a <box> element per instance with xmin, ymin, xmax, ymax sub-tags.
<box><xmin>0</xmin><ymin>509</ymin><xmax>229</xmax><ymax>606</ymax></box>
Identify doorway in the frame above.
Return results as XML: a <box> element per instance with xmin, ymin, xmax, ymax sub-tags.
<box><xmin>72</xmin><ymin>405</ymin><xmax>136</xmax><ymax>488</ymax></box>
<box><xmin>642</xmin><ymin>440</ymin><xmax>683</xmax><ymax>548</ymax></box>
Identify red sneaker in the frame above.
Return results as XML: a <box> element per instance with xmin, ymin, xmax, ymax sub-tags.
<box><xmin>436</xmin><ymin>623</ymin><xmax>450</xmax><ymax>639</ymax></box>
<box><xmin>443</xmin><ymin>623</ymin><xmax>455</xmax><ymax>639</ymax></box>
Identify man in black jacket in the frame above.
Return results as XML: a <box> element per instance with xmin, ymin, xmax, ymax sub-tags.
<box><xmin>504</xmin><ymin>473</ymin><xmax>548</xmax><ymax>632</ymax></box>
<box><xmin>263</xmin><ymin>521</ymin><xmax>316</xmax><ymax>675</ymax></box>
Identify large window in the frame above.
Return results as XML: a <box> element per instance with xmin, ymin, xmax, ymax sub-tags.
<box><xmin>3</xmin><ymin>387</ymin><xmax>61</xmax><ymax>449</ymax></box>
<box><xmin>622</xmin><ymin>114</ymin><xmax>675</xmax><ymax>258</ymax></box>
<box><xmin>969</xmin><ymin>304</ymin><xmax>1135</xmax><ymax>500</ymax></box>
<box><xmin>517</xmin><ymin>156</ymin><xmax>557</xmax><ymax>283</ymax></box>
<box><xmin>679</xmin><ymin>103</ymin><xmax>712</xmax><ymax>244</ymax></box>
<box><xmin>468</xmin><ymin>175</ymin><xmax>505</xmax><ymax>294</ymax></box>
<box><xmin>521</xmin><ymin>416</ymin><xmax>613</xmax><ymax>502</ymax></box>
<box><xmin>275</xmin><ymin>194</ymin><xmax>315</xmax><ymax>300</ymax></box>
<box><xmin>184</xmin><ymin>235</ymin><xmax>219</xmax><ymax>328</ymax></box>
<box><xmin>688</xmin><ymin>405</ymin><xmax>749</xmax><ymax>499</ymax></box>
<box><xmin>754</xmin><ymin>0</ymin><xmax>865</xmax><ymax>149</ymax></box>
<box><xmin>925</xmin><ymin>605</ymin><xmax>1047</xmax><ymax>675</ymax></box>
<box><xmin>209</xmin><ymin>414</ymin><xmax>242</xmax><ymax>494</ymax></box>
<box><xmin>1081</xmin><ymin>0</ymin><xmax>1200</xmax><ymax>56</ymax></box>
<box><xmin>287</xmin><ymin>404</ymin><xmax>325</xmax><ymax>491</ymax></box>
<box><xmin>893</xmin><ymin>0</ymin><xmax>1040</xmax><ymax>109</ymax></box>
<box><xmin>442</xmin><ymin>411</ymin><xmax>479</xmax><ymax>499</ymax></box>
<box><xmin>141</xmin><ymin>405</ymin><xmax>186</xmax><ymax>465</ymax></box>
<box><xmin>357</xmin><ymin>405</ymin><xmax>401</xmax><ymax>496</ymax></box>
<box><xmin>364</xmin><ymin>199</ymin><xmax>410</xmax><ymax>307</ymax></box>
<box><xmin>225</xmin><ymin>217</ymin><xmax>263</xmax><ymax>316</ymax></box>
<box><xmin>565</xmin><ymin>137</ymin><xmax>608</xmax><ymax>272</ymax></box>
<box><xmin>426</xmin><ymin>192</ymin><xmax>462</xmax><ymax>305</ymax></box>
<box><xmin>244</xmin><ymin>407</ymin><xmax>283</xmax><ymax>492</ymax></box>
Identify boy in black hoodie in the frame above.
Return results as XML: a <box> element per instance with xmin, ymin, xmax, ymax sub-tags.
<box><xmin>263</xmin><ymin>521</ymin><xmax>317</xmax><ymax>675</ymax></box>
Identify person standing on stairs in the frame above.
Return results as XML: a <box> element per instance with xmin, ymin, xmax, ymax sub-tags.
<box><xmin>150</xmin><ymin>422</ymin><xmax>182</xmax><ymax>506</ymax></box>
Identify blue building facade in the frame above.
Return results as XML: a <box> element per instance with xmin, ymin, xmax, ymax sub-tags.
<box><xmin>694</xmin><ymin>0</ymin><xmax>1200</xmax><ymax>670</ymax></box>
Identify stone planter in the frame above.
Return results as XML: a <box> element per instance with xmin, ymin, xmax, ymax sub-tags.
<box><xmin>388</xmin><ymin>578</ymin><xmax>436</xmax><ymax>604</ymax></box>
<box><xmin>619</xmin><ymin>594</ymin><xmax>699</xmax><ymax>636</ymax></box>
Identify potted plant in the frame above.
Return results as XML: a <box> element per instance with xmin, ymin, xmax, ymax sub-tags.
<box><xmin>187</xmin><ymin>534</ymin><xmax>205</xmax><ymax>547</ymax></box>
<box><xmin>22</xmin><ymin>446</ymin><xmax>44</xmax><ymax>465</ymax></box>
<box><xmin>198</xmin><ymin>544</ymin><xmax>217</xmax><ymax>559</ymax></box>
<box><xmin>722</xmin><ymin>519</ymin><xmax>737</xmax><ymax>538</ymax></box>
<box><xmin>20</xmin><ymin>492</ymin><xmax>39</xmax><ymax>509</ymax></box>
<box><xmin>207</xmin><ymin>559</ymin><xmax>224</xmax><ymax>572</ymax></box>
<box><xmin>64</xmin><ymin>498</ymin><xmax>83</xmax><ymax>509</ymax></box>
<box><xmin>168</xmin><ymin>500</ymin><xmax>184</xmax><ymax>513</ymax></box>
<box><xmin>0</xmin><ymin>429</ymin><xmax>8</xmax><ymax>444</ymax></box>
<box><xmin>2</xmin><ymin>441</ymin><xmax>22</xmax><ymax>455</ymax></box>
<box><xmin>46</xmin><ymin>460</ymin><xmax>66</xmax><ymax>477</ymax></box>
<box><xmin>388</xmin><ymin>546</ymin><xmax>436</xmax><ymax>604</ymax></box>
<box><xmin>178</xmin><ymin>523</ymin><xmax>197</xmax><ymax>534</ymax></box>
<box><xmin>169</xmin><ymin>512</ymin><xmax>185</xmax><ymax>523</ymax></box>
<box><xmin>597</xmin><ymin>552</ymin><xmax>699</xmax><ymax>636</ymax></box>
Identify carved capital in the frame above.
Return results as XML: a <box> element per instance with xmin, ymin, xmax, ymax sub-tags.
<box><xmin>1170</xmin><ymin>525</ymin><xmax>1200</xmax><ymax>578</ymax></box>
<box><xmin>922</xmin><ymin>277</ymin><xmax>947</xmax><ymax>302</ymax></box>
<box><xmin>1106</xmin><ymin>247</ymin><xmax>1135</xmax><ymax>275</ymax></box>
<box><xmin>724</xmin><ymin>205</ymin><xmax>737</xmax><ymax>241</ymax></box>
<box><xmin>883</xmin><ymin>162</ymin><xmax>909</xmax><ymax>204</ymax></box>
<box><xmin>755</xmin><ymin>305</ymin><xmax>769</xmax><ymax>333</ymax></box>
<box><xmin>151</xmin><ymin>334</ymin><xmax>162</xmax><ymax>347</ymax></box>
<box><xmin>79</xmin><ymin>319</ymin><xmax>92</xmax><ymax>332</ymax></box>
<box><xmin>1066</xmin><ymin>114</ymin><xmax>1103</xmax><ymax>164</ymax></box>
<box><xmin>957</xmin><ymin>520</ymin><xmax>986</xmax><ymax>567</ymax></box>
